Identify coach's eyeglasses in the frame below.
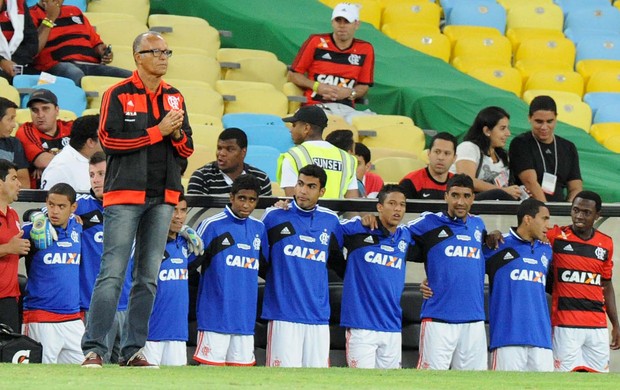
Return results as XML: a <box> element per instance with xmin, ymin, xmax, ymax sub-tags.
<box><xmin>137</xmin><ymin>49</ymin><xmax>173</xmax><ymax>58</ymax></box>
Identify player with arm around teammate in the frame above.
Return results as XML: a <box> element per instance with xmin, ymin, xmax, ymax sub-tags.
<box><xmin>340</xmin><ymin>184</ymin><xmax>414</xmax><ymax>369</ymax></box>
<box><xmin>192</xmin><ymin>174</ymin><xmax>268</xmax><ymax>366</ymax></box>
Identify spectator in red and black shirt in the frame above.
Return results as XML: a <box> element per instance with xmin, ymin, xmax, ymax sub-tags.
<box><xmin>29</xmin><ymin>0</ymin><xmax>131</xmax><ymax>86</ymax></box>
<box><xmin>0</xmin><ymin>0</ymin><xmax>38</xmax><ymax>81</ymax></box>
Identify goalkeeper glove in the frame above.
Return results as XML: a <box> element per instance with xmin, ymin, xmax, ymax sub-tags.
<box><xmin>29</xmin><ymin>211</ymin><xmax>58</xmax><ymax>250</ymax></box>
<box><xmin>180</xmin><ymin>225</ymin><xmax>204</xmax><ymax>256</ymax></box>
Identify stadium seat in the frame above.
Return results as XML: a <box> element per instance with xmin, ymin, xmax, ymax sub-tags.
<box><xmin>187</xmin><ymin>113</ymin><xmax>222</xmax><ymax>128</ymax></box>
<box><xmin>215</xmin><ymin>80</ymin><xmax>289</xmax><ymax>116</ymax></box>
<box><xmin>324</xmin><ymin>115</ymin><xmax>358</xmax><ymax>140</ymax></box>
<box><xmin>390</xmin><ymin>30</ymin><xmax>451</xmax><ymax>62</ymax></box>
<box><xmin>555</xmin><ymin>100</ymin><xmax>593</xmax><ymax>132</ymax></box>
<box><xmin>382</xmin><ymin>2</ymin><xmax>442</xmax><ymax>27</ymax></box>
<box><xmin>586</xmin><ymin>71</ymin><xmax>620</xmax><ymax>94</ymax></box>
<box><xmin>514</xmin><ymin>59</ymin><xmax>573</xmax><ymax>89</ymax></box>
<box><xmin>282</xmin><ymin>82</ymin><xmax>304</xmax><ymax>115</ymax></box>
<box><xmin>506</xmin><ymin>3</ymin><xmax>564</xmax><ymax>32</ymax></box>
<box><xmin>83</xmin><ymin>12</ymin><xmax>139</xmax><ymax>26</ymax></box>
<box><xmin>451</xmin><ymin>35</ymin><xmax>512</xmax><ymax>66</ymax></box>
<box><xmin>603</xmin><ymin>134</ymin><xmax>620</xmax><ymax>153</ymax></box>
<box><xmin>515</xmin><ymin>37</ymin><xmax>575</xmax><ymax>68</ymax></box>
<box><xmin>593</xmin><ymin>103</ymin><xmax>620</xmax><ymax>124</ymax></box>
<box><xmin>148</xmin><ymin>14</ymin><xmax>211</xmax><ymax>30</ymax></box>
<box><xmin>15</xmin><ymin>108</ymin><xmax>77</xmax><ymax>125</ymax></box>
<box><xmin>369</xmin><ymin>147</ymin><xmax>420</xmax><ymax>161</ymax></box>
<box><xmin>105</xmin><ymin>45</ymin><xmax>134</xmax><ymax>72</ymax></box>
<box><xmin>148</xmin><ymin>15</ymin><xmax>221</xmax><ymax>58</ymax></box>
<box><xmin>87</xmin><ymin>0</ymin><xmax>150</xmax><ymax>23</ymax></box>
<box><xmin>352</xmin><ymin>114</ymin><xmax>414</xmax><ymax>129</ymax></box>
<box><xmin>165</xmin><ymin>54</ymin><xmax>221</xmax><ymax>86</ymax></box>
<box><xmin>12</xmin><ymin>74</ymin><xmax>77</xmax><ymax>107</ymax></box>
<box><xmin>244</xmin><ymin>145</ymin><xmax>281</xmax><ymax>181</ymax></box>
<box><xmin>270</xmin><ymin>182</ymin><xmax>285</xmax><ymax>197</ymax></box>
<box><xmin>359</xmin><ymin>123</ymin><xmax>426</xmax><ymax>155</ymax></box>
<box><xmin>576</xmin><ymin>59</ymin><xmax>620</xmax><ymax>85</ymax></box>
<box><xmin>372</xmin><ymin>157</ymin><xmax>426</xmax><ymax>183</ymax></box>
<box><xmin>190</xmin><ymin>123</ymin><xmax>224</xmax><ymax>149</ymax></box>
<box><xmin>452</xmin><ymin>57</ymin><xmax>507</xmax><ymax>74</ymax></box>
<box><xmin>505</xmin><ymin>27</ymin><xmax>565</xmax><ymax>53</ymax></box>
<box><xmin>80</xmin><ymin>76</ymin><xmax>124</xmax><ymax>110</ymax></box>
<box><xmin>575</xmin><ymin>36</ymin><xmax>620</xmax><ymax>63</ymax></box>
<box><xmin>185</xmin><ymin>144</ymin><xmax>213</xmax><ymax>180</ymax></box>
<box><xmin>466</xmin><ymin>66</ymin><xmax>522</xmax><ymax>96</ymax></box>
<box><xmin>223</xmin><ymin>57</ymin><xmax>288</xmax><ymax>90</ymax></box>
<box><xmin>442</xmin><ymin>25</ymin><xmax>501</xmax><ymax>49</ymax></box>
<box><xmin>382</xmin><ymin>22</ymin><xmax>440</xmax><ymax>40</ymax></box>
<box><xmin>240</xmin><ymin>124</ymin><xmax>294</xmax><ymax>153</ymax></box>
<box><xmin>497</xmin><ymin>0</ymin><xmax>553</xmax><ymax>11</ymax></box>
<box><xmin>556</xmin><ymin>0</ymin><xmax>613</xmax><ymax>16</ymax></box>
<box><xmin>584</xmin><ymin>92</ymin><xmax>620</xmax><ymax>116</ymax></box>
<box><xmin>324</xmin><ymin>0</ymin><xmax>383</xmax><ymax>29</ymax></box>
<box><xmin>23</xmin><ymin>84</ymin><xmax>86</xmax><ymax>116</ymax></box>
<box><xmin>222</xmin><ymin>113</ymin><xmax>285</xmax><ymax>128</ymax></box>
<box><xmin>522</xmin><ymin>90</ymin><xmax>582</xmax><ymax>105</ymax></box>
<box><xmin>445</xmin><ymin>1</ymin><xmax>507</xmax><ymax>34</ymax></box>
<box><xmin>564</xmin><ymin>28</ymin><xmax>620</xmax><ymax>48</ymax></box>
<box><xmin>564</xmin><ymin>7</ymin><xmax>620</xmax><ymax>36</ymax></box>
<box><xmin>92</xmin><ymin>19</ymin><xmax>148</xmax><ymax>47</ymax></box>
<box><xmin>81</xmin><ymin>108</ymin><xmax>100</xmax><ymax>116</ymax></box>
<box><xmin>524</xmin><ymin>70</ymin><xmax>584</xmax><ymax>97</ymax></box>
<box><xmin>589</xmin><ymin>122</ymin><xmax>620</xmax><ymax>143</ymax></box>
<box><xmin>173</xmin><ymin>83</ymin><xmax>224</xmax><ymax>119</ymax></box>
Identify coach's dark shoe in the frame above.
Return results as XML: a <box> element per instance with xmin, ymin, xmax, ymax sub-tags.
<box><xmin>123</xmin><ymin>350</ymin><xmax>159</xmax><ymax>369</ymax></box>
<box><xmin>81</xmin><ymin>352</ymin><xmax>103</xmax><ymax>368</ymax></box>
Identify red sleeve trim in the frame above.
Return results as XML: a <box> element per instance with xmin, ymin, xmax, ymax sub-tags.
<box><xmin>147</xmin><ymin>126</ymin><xmax>163</xmax><ymax>144</ymax></box>
<box><xmin>103</xmin><ymin>190</ymin><xmax>146</xmax><ymax>207</ymax></box>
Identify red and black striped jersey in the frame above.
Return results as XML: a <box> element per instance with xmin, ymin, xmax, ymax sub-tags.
<box><xmin>399</xmin><ymin>167</ymin><xmax>453</xmax><ymax>200</ymax></box>
<box><xmin>291</xmin><ymin>33</ymin><xmax>374</xmax><ymax>106</ymax></box>
<box><xmin>548</xmin><ymin>225</ymin><xmax>614</xmax><ymax>328</ymax></box>
<box><xmin>29</xmin><ymin>4</ymin><xmax>103</xmax><ymax>70</ymax></box>
<box><xmin>15</xmin><ymin>120</ymin><xmax>72</xmax><ymax>163</ymax></box>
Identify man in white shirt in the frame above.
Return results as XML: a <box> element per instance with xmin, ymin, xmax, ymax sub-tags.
<box><xmin>41</xmin><ymin>114</ymin><xmax>102</xmax><ymax>192</ymax></box>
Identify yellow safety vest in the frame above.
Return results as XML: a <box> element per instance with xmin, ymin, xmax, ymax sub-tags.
<box><xmin>277</xmin><ymin>143</ymin><xmax>357</xmax><ymax>199</ymax></box>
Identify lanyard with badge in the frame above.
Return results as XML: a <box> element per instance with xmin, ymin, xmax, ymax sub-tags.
<box><xmin>535</xmin><ymin>136</ymin><xmax>557</xmax><ymax>195</ymax></box>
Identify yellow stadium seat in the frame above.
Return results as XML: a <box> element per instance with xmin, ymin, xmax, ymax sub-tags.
<box><xmin>368</xmin><ymin>147</ymin><xmax>419</xmax><ymax>161</ymax></box>
<box><xmin>466</xmin><ymin>66</ymin><xmax>522</xmax><ymax>96</ymax></box>
<box><xmin>185</xmin><ymin>144</ymin><xmax>215</xmax><ymax>179</ymax></box>
<box><xmin>81</xmin><ymin>108</ymin><xmax>100</xmax><ymax>116</ymax></box>
<box><xmin>324</xmin><ymin>114</ymin><xmax>358</xmax><ymax>140</ymax></box>
<box><xmin>442</xmin><ymin>25</ymin><xmax>501</xmax><ymax>49</ymax></box>
<box><xmin>497</xmin><ymin>0</ymin><xmax>553</xmax><ymax>11</ymax></box>
<box><xmin>577</xmin><ymin>60</ymin><xmax>620</xmax><ymax>86</ymax></box>
<box><xmin>270</xmin><ymin>182</ymin><xmax>285</xmax><ymax>197</ymax></box>
<box><xmin>147</xmin><ymin>14</ymin><xmax>221</xmax><ymax>57</ymax></box>
<box><xmin>372</xmin><ymin>157</ymin><xmax>427</xmax><ymax>183</ymax></box>
<box><xmin>524</xmin><ymin>71</ymin><xmax>584</xmax><ymax>97</ymax></box>
<box><xmin>84</xmin><ymin>12</ymin><xmax>139</xmax><ymax>26</ymax></box>
<box><xmin>392</xmin><ymin>30</ymin><xmax>451</xmax><ymax>62</ymax></box>
<box><xmin>382</xmin><ymin>2</ymin><xmax>441</xmax><ymax>27</ymax></box>
<box><xmin>451</xmin><ymin>35</ymin><xmax>512</xmax><ymax>66</ymax></box>
<box><xmin>148</xmin><ymin>14</ymin><xmax>210</xmax><ymax>29</ymax></box>
<box><xmin>590</xmin><ymin>122</ymin><xmax>620</xmax><ymax>143</ymax></box>
<box><xmin>282</xmin><ymin>82</ymin><xmax>304</xmax><ymax>115</ymax></box>
<box><xmin>507</xmin><ymin>3</ymin><xmax>564</xmax><ymax>31</ymax></box>
<box><xmin>514</xmin><ymin>59</ymin><xmax>573</xmax><ymax>89</ymax></box>
<box><xmin>217</xmin><ymin>48</ymin><xmax>277</xmax><ymax>63</ymax></box>
<box><xmin>506</xmin><ymin>27</ymin><xmax>565</xmax><ymax>53</ymax></box>
<box><xmin>0</xmin><ymin>80</ymin><xmax>19</xmax><ymax>106</ymax></box>
<box><xmin>556</xmin><ymin>101</ymin><xmax>592</xmax><ymax>132</ymax></box>
<box><xmin>215</xmin><ymin>80</ymin><xmax>289</xmax><ymax>116</ymax></box>
<box><xmin>107</xmin><ymin>45</ymin><xmax>134</xmax><ymax>72</ymax></box>
<box><xmin>382</xmin><ymin>22</ymin><xmax>439</xmax><ymax>40</ymax></box>
<box><xmin>320</xmin><ymin>0</ymin><xmax>383</xmax><ymax>29</ymax></box>
<box><xmin>351</xmin><ymin>114</ymin><xmax>414</xmax><ymax>129</ymax></box>
<box><xmin>223</xmin><ymin>57</ymin><xmax>288</xmax><ymax>90</ymax></box>
<box><xmin>359</xmin><ymin>123</ymin><xmax>426</xmax><ymax>154</ymax></box>
<box><xmin>174</xmin><ymin>83</ymin><xmax>224</xmax><ymax>118</ymax></box>
<box><xmin>165</xmin><ymin>54</ymin><xmax>221</xmax><ymax>86</ymax></box>
<box><xmin>452</xmin><ymin>57</ymin><xmax>508</xmax><ymax>74</ymax></box>
<box><xmin>522</xmin><ymin>90</ymin><xmax>582</xmax><ymax>105</ymax></box>
<box><xmin>191</xmin><ymin>124</ymin><xmax>224</xmax><ymax>149</ymax></box>
<box><xmin>515</xmin><ymin>37</ymin><xmax>575</xmax><ymax>68</ymax></box>
<box><xmin>188</xmin><ymin>113</ymin><xmax>223</xmax><ymax>128</ymax></box>
<box><xmin>81</xmin><ymin>76</ymin><xmax>124</xmax><ymax>110</ymax></box>
<box><xmin>586</xmin><ymin>71</ymin><xmax>620</xmax><ymax>94</ymax></box>
<box><xmin>91</xmin><ymin>19</ymin><xmax>148</xmax><ymax>47</ymax></box>
<box><xmin>603</xmin><ymin>134</ymin><xmax>620</xmax><ymax>153</ymax></box>
<box><xmin>87</xmin><ymin>0</ymin><xmax>149</xmax><ymax>23</ymax></box>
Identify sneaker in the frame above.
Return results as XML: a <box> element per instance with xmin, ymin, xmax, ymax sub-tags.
<box><xmin>81</xmin><ymin>352</ymin><xmax>103</xmax><ymax>368</ymax></box>
<box><xmin>123</xmin><ymin>350</ymin><xmax>159</xmax><ymax>369</ymax></box>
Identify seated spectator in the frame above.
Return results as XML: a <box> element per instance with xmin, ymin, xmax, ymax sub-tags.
<box><xmin>452</xmin><ymin>106</ymin><xmax>522</xmax><ymax>201</ymax></box>
<box><xmin>399</xmin><ymin>132</ymin><xmax>457</xmax><ymax>200</ymax></box>
<box><xmin>0</xmin><ymin>97</ymin><xmax>30</xmax><ymax>188</ymax></box>
<box><xmin>288</xmin><ymin>3</ymin><xmax>375</xmax><ymax>124</ymax></box>
<box><xmin>354</xmin><ymin>142</ymin><xmax>383</xmax><ymax>198</ymax></box>
<box><xmin>41</xmin><ymin>114</ymin><xmax>101</xmax><ymax>192</ymax></box>
<box><xmin>509</xmin><ymin>95</ymin><xmax>582</xmax><ymax>202</ymax></box>
<box><xmin>188</xmin><ymin>128</ymin><xmax>272</xmax><ymax>196</ymax></box>
<box><xmin>0</xmin><ymin>0</ymin><xmax>38</xmax><ymax>81</ymax></box>
<box><xmin>29</xmin><ymin>0</ymin><xmax>131</xmax><ymax>86</ymax></box>
<box><xmin>15</xmin><ymin>89</ymin><xmax>72</xmax><ymax>188</ymax></box>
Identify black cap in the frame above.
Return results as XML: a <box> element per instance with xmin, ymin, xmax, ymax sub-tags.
<box><xmin>27</xmin><ymin>89</ymin><xmax>58</xmax><ymax>107</ymax></box>
<box><xmin>282</xmin><ymin>105</ymin><xmax>328</xmax><ymax>129</ymax></box>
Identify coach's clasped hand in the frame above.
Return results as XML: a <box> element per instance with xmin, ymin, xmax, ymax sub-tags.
<box><xmin>180</xmin><ymin>225</ymin><xmax>204</xmax><ymax>256</ymax></box>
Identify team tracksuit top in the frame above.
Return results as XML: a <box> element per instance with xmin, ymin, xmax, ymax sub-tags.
<box><xmin>407</xmin><ymin>211</ymin><xmax>486</xmax><ymax>323</ymax></box>
<box><xmin>195</xmin><ymin>206</ymin><xmax>268</xmax><ymax>335</ymax></box>
<box><xmin>485</xmin><ymin>228</ymin><xmax>553</xmax><ymax>350</ymax></box>
<box><xmin>340</xmin><ymin>217</ymin><xmax>414</xmax><ymax>332</ymax></box>
<box><xmin>261</xmin><ymin>200</ymin><xmax>343</xmax><ymax>325</ymax></box>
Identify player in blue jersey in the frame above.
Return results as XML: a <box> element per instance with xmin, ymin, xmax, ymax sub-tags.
<box><xmin>485</xmin><ymin>198</ymin><xmax>553</xmax><ymax>371</ymax></box>
<box><xmin>340</xmin><ymin>184</ymin><xmax>414</xmax><ymax>369</ymax></box>
<box><xmin>193</xmin><ymin>175</ymin><xmax>268</xmax><ymax>366</ymax></box>
<box><xmin>262</xmin><ymin>164</ymin><xmax>344</xmax><ymax>368</ymax></box>
<box><xmin>76</xmin><ymin>151</ymin><xmax>131</xmax><ymax>364</ymax></box>
<box><xmin>409</xmin><ymin>174</ymin><xmax>487</xmax><ymax>370</ymax></box>
<box><xmin>22</xmin><ymin>183</ymin><xmax>83</xmax><ymax>364</ymax></box>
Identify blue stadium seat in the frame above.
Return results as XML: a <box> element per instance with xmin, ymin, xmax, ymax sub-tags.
<box><xmin>441</xmin><ymin>0</ymin><xmax>498</xmax><ymax>20</ymax></box>
<box><xmin>445</xmin><ymin>1</ymin><xmax>507</xmax><ymax>34</ymax></box>
<box><xmin>564</xmin><ymin>7</ymin><xmax>620</xmax><ymax>36</ymax></box>
<box><xmin>12</xmin><ymin>74</ymin><xmax>76</xmax><ymax>107</ymax></box>
<box><xmin>564</xmin><ymin>28</ymin><xmax>620</xmax><ymax>47</ymax></box>
<box><xmin>244</xmin><ymin>145</ymin><xmax>280</xmax><ymax>182</ymax></box>
<box><xmin>556</xmin><ymin>0</ymin><xmax>613</xmax><ymax>16</ymax></box>
<box><xmin>242</xmin><ymin>124</ymin><xmax>294</xmax><ymax>153</ymax></box>
<box><xmin>27</xmin><ymin>0</ymin><xmax>87</xmax><ymax>11</ymax></box>
<box><xmin>222</xmin><ymin>113</ymin><xmax>285</xmax><ymax>129</ymax></box>
<box><xmin>584</xmin><ymin>92</ymin><xmax>620</xmax><ymax>116</ymax></box>
<box><xmin>593</xmin><ymin>103</ymin><xmax>620</xmax><ymax>124</ymax></box>
<box><xmin>576</xmin><ymin>36</ymin><xmax>620</xmax><ymax>63</ymax></box>
<box><xmin>23</xmin><ymin>83</ymin><xmax>87</xmax><ymax>117</ymax></box>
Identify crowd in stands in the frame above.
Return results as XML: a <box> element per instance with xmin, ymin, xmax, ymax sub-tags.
<box><xmin>0</xmin><ymin>0</ymin><xmax>618</xmax><ymax>374</ymax></box>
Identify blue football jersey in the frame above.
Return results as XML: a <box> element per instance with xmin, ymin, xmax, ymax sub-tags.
<box><xmin>485</xmin><ymin>228</ymin><xmax>552</xmax><ymax>350</ymax></box>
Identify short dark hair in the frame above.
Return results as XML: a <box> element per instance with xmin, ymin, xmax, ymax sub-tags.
<box><xmin>573</xmin><ymin>190</ymin><xmax>602</xmax><ymax>212</ymax></box>
<box><xmin>47</xmin><ymin>183</ymin><xmax>77</xmax><ymax>204</ymax></box>
<box><xmin>325</xmin><ymin>129</ymin><xmax>354</xmax><ymax>152</ymax></box>
<box><xmin>377</xmin><ymin>184</ymin><xmax>405</xmax><ymax>204</ymax></box>
<box><xmin>89</xmin><ymin>151</ymin><xmax>106</xmax><ymax>165</ymax></box>
<box><xmin>69</xmin><ymin>115</ymin><xmax>99</xmax><ymax>150</ymax></box>
<box><xmin>219</xmin><ymin>127</ymin><xmax>248</xmax><ymax>149</ymax></box>
<box><xmin>231</xmin><ymin>174</ymin><xmax>261</xmax><ymax>196</ymax></box>
<box><xmin>430</xmin><ymin>132</ymin><xmax>457</xmax><ymax>153</ymax></box>
<box><xmin>354</xmin><ymin>142</ymin><xmax>371</xmax><ymax>164</ymax></box>
<box><xmin>529</xmin><ymin>95</ymin><xmax>557</xmax><ymax>116</ymax></box>
<box><xmin>0</xmin><ymin>97</ymin><xmax>17</xmax><ymax>119</ymax></box>
<box><xmin>0</xmin><ymin>159</ymin><xmax>18</xmax><ymax>181</ymax></box>
<box><xmin>446</xmin><ymin>173</ymin><xmax>474</xmax><ymax>192</ymax></box>
<box><xmin>517</xmin><ymin>198</ymin><xmax>546</xmax><ymax>226</ymax></box>
<box><xmin>178</xmin><ymin>192</ymin><xmax>186</xmax><ymax>203</ymax></box>
<box><xmin>299</xmin><ymin>164</ymin><xmax>327</xmax><ymax>189</ymax></box>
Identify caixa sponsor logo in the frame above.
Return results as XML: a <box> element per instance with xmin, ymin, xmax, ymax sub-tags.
<box><xmin>12</xmin><ymin>350</ymin><xmax>31</xmax><ymax>364</ymax></box>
